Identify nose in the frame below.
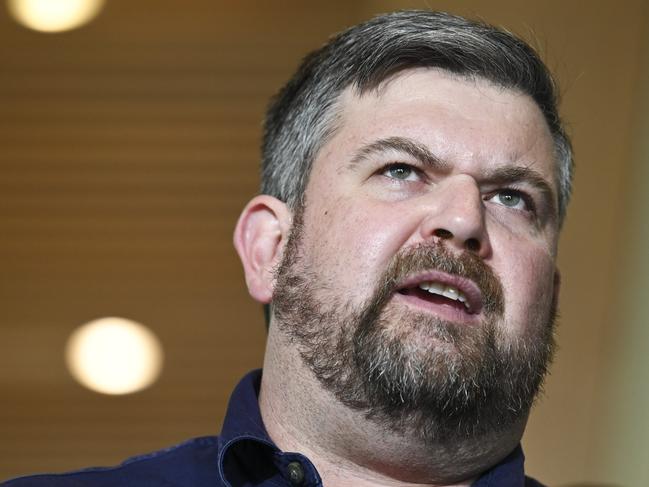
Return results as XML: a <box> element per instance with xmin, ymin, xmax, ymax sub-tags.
<box><xmin>418</xmin><ymin>174</ymin><xmax>492</xmax><ymax>257</ymax></box>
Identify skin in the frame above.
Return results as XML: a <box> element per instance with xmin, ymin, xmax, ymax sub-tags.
<box><xmin>234</xmin><ymin>68</ymin><xmax>561</xmax><ymax>487</ymax></box>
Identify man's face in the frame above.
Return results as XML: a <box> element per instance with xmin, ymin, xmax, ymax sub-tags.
<box><xmin>272</xmin><ymin>68</ymin><xmax>560</xmax><ymax>443</ymax></box>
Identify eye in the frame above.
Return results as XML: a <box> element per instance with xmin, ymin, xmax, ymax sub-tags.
<box><xmin>381</xmin><ymin>163</ymin><xmax>421</xmax><ymax>182</ymax></box>
<box><xmin>488</xmin><ymin>189</ymin><xmax>534</xmax><ymax>213</ymax></box>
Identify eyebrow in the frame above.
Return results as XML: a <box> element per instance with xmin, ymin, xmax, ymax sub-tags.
<box><xmin>349</xmin><ymin>136</ymin><xmax>450</xmax><ymax>171</ymax></box>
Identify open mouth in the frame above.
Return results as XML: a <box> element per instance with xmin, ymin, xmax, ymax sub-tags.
<box><xmin>395</xmin><ymin>272</ymin><xmax>483</xmax><ymax>319</ymax></box>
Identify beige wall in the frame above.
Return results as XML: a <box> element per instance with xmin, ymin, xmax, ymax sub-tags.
<box><xmin>588</xmin><ymin>21</ymin><xmax>649</xmax><ymax>486</ymax></box>
<box><xmin>1</xmin><ymin>1</ymin><xmax>648</xmax><ymax>485</ymax></box>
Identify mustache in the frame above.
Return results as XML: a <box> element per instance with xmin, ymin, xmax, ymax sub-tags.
<box><xmin>374</xmin><ymin>243</ymin><xmax>505</xmax><ymax>317</ymax></box>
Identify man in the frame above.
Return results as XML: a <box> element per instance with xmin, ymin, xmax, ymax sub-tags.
<box><xmin>4</xmin><ymin>10</ymin><xmax>572</xmax><ymax>487</ymax></box>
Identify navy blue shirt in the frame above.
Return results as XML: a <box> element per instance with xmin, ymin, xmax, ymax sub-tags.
<box><xmin>2</xmin><ymin>370</ymin><xmax>544</xmax><ymax>486</ymax></box>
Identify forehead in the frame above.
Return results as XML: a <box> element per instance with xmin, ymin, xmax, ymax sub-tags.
<box><xmin>311</xmin><ymin>68</ymin><xmax>557</xmax><ymax>188</ymax></box>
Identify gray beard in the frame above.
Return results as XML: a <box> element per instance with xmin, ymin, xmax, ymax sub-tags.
<box><xmin>272</xmin><ymin>213</ymin><xmax>556</xmax><ymax>446</ymax></box>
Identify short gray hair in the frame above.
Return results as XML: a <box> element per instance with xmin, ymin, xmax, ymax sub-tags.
<box><xmin>261</xmin><ymin>10</ymin><xmax>574</xmax><ymax>223</ymax></box>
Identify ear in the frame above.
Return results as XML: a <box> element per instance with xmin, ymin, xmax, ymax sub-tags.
<box><xmin>233</xmin><ymin>195</ymin><xmax>292</xmax><ymax>303</ymax></box>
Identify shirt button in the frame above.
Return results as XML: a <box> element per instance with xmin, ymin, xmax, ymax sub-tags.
<box><xmin>287</xmin><ymin>461</ymin><xmax>305</xmax><ymax>485</ymax></box>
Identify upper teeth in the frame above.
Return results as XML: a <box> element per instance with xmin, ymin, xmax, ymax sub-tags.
<box><xmin>417</xmin><ymin>282</ymin><xmax>469</xmax><ymax>309</ymax></box>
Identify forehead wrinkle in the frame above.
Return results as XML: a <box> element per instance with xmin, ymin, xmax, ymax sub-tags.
<box><xmin>348</xmin><ymin>136</ymin><xmax>450</xmax><ymax>171</ymax></box>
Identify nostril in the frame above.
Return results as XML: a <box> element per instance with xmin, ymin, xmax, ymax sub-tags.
<box><xmin>433</xmin><ymin>228</ymin><xmax>453</xmax><ymax>240</ymax></box>
<box><xmin>465</xmin><ymin>238</ymin><xmax>480</xmax><ymax>252</ymax></box>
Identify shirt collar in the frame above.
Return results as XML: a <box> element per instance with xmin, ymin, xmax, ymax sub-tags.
<box><xmin>217</xmin><ymin>369</ymin><xmax>277</xmax><ymax>486</ymax></box>
<box><xmin>219</xmin><ymin>369</ymin><xmax>270</xmax><ymax>445</ymax></box>
<box><xmin>217</xmin><ymin>369</ymin><xmax>323</xmax><ymax>487</ymax></box>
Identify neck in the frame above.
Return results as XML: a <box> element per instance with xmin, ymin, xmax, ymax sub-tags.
<box><xmin>259</xmin><ymin>329</ymin><xmax>526</xmax><ymax>487</ymax></box>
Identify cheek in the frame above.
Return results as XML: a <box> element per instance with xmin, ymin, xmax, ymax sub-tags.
<box><xmin>302</xmin><ymin>197</ymin><xmax>415</xmax><ymax>299</ymax></box>
<box><xmin>497</xmin><ymin>245</ymin><xmax>556</xmax><ymax>334</ymax></box>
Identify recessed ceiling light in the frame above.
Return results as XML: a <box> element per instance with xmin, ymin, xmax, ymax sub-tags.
<box><xmin>7</xmin><ymin>0</ymin><xmax>105</xmax><ymax>33</ymax></box>
<box><xmin>65</xmin><ymin>317</ymin><xmax>164</xmax><ymax>395</ymax></box>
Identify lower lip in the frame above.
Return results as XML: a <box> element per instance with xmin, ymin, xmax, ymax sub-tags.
<box><xmin>393</xmin><ymin>291</ymin><xmax>480</xmax><ymax>324</ymax></box>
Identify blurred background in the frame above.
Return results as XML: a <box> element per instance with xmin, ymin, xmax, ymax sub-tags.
<box><xmin>1</xmin><ymin>1</ymin><xmax>648</xmax><ymax>485</ymax></box>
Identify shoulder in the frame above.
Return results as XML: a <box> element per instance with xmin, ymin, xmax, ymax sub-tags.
<box><xmin>1</xmin><ymin>436</ymin><xmax>222</xmax><ymax>487</ymax></box>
